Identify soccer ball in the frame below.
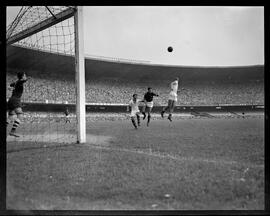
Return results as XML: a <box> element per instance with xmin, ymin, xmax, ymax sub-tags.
<box><xmin>167</xmin><ymin>46</ymin><xmax>173</xmax><ymax>52</ymax></box>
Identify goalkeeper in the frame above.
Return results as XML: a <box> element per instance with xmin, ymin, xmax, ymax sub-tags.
<box><xmin>6</xmin><ymin>72</ymin><xmax>29</xmax><ymax>137</ymax></box>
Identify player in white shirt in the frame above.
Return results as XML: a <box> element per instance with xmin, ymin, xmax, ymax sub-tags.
<box><xmin>161</xmin><ymin>77</ymin><xmax>179</xmax><ymax>121</ymax></box>
<box><xmin>128</xmin><ymin>94</ymin><xmax>144</xmax><ymax>129</ymax></box>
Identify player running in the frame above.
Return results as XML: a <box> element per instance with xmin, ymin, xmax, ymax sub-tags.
<box><xmin>128</xmin><ymin>94</ymin><xmax>144</xmax><ymax>129</ymax></box>
<box><xmin>161</xmin><ymin>77</ymin><xmax>180</xmax><ymax>122</ymax></box>
<box><xmin>6</xmin><ymin>72</ymin><xmax>29</xmax><ymax>137</ymax></box>
<box><xmin>141</xmin><ymin>87</ymin><xmax>159</xmax><ymax>127</ymax></box>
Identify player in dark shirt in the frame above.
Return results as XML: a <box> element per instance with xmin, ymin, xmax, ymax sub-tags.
<box><xmin>6</xmin><ymin>71</ymin><xmax>29</xmax><ymax>137</ymax></box>
<box><xmin>141</xmin><ymin>87</ymin><xmax>159</xmax><ymax>126</ymax></box>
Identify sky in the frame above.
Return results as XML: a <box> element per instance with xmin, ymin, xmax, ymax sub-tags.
<box><xmin>6</xmin><ymin>6</ymin><xmax>264</xmax><ymax>67</ymax></box>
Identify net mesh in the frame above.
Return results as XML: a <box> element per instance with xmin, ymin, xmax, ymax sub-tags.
<box><xmin>7</xmin><ymin>6</ymin><xmax>76</xmax><ymax>55</ymax></box>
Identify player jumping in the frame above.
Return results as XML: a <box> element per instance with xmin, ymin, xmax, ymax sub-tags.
<box><xmin>128</xmin><ymin>94</ymin><xmax>144</xmax><ymax>129</ymax></box>
<box><xmin>161</xmin><ymin>77</ymin><xmax>180</xmax><ymax>122</ymax></box>
<box><xmin>141</xmin><ymin>87</ymin><xmax>159</xmax><ymax>126</ymax></box>
<box><xmin>6</xmin><ymin>72</ymin><xmax>29</xmax><ymax>137</ymax></box>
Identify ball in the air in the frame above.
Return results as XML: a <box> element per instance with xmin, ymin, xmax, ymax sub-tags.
<box><xmin>167</xmin><ymin>46</ymin><xmax>173</xmax><ymax>52</ymax></box>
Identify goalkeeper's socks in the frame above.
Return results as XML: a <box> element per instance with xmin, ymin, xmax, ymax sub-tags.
<box><xmin>131</xmin><ymin>117</ymin><xmax>137</xmax><ymax>129</ymax></box>
<box><xmin>11</xmin><ymin>119</ymin><xmax>20</xmax><ymax>131</ymax></box>
<box><xmin>9</xmin><ymin>120</ymin><xmax>20</xmax><ymax>137</ymax></box>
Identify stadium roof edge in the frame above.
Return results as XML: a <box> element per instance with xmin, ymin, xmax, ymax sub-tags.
<box><xmin>8</xmin><ymin>45</ymin><xmax>264</xmax><ymax>69</ymax></box>
<box><xmin>84</xmin><ymin>55</ymin><xmax>264</xmax><ymax>69</ymax></box>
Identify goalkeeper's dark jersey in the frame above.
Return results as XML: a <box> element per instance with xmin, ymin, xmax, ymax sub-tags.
<box><xmin>144</xmin><ymin>92</ymin><xmax>158</xmax><ymax>102</ymax></box>
<box><xmin>7</xmin><ymin>79</ymin><xmax>27</xmax><ymax>110</ymax></box>
<box><xmin>10</xmin><ymin>79</ymin><xmax>27</xmax><ymax>98</ymax></box>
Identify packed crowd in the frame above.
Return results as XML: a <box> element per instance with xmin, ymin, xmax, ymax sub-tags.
<box><xmin>6</xmin><ymin>73</ymin><xmax>264</xmax><ymax>106</ymax></box>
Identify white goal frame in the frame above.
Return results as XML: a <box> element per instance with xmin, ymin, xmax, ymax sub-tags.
<box><xmin>74</xmin><ymin>6</ymin><xmax>86</xmax><ymax>143</ymax></box>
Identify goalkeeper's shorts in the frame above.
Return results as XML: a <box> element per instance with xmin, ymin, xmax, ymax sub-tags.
<box><xmin>7</xmin><ymin>97</ymin><xmax>23</xmax><ymax>115</ymax></box>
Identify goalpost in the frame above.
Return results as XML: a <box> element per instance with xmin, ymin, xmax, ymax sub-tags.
<box><xmin>6</xmin><ymin>6</ymin><xmax>86</xmax><ymax>143</ymax></box>
<box><xmin>74</xmin><ymin>7</ymin><xmax>86</xmax><ymax>143</ymax></box>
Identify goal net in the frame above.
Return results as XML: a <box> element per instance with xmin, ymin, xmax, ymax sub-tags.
<box><xmin>6</xmin><ymin>6</ymin><xmax>86</xmax><ymax>145</ymax></box>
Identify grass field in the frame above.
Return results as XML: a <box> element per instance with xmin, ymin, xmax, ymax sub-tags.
<box><xmin>6</xmin><ymin>113</ymin><xmax>264</xmax><ymax>210</ymax></box>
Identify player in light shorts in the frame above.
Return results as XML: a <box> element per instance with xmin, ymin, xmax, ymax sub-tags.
<box><xmin>141</xmin><ymin>87</ymin><xmax>159</xmax><ymax>126</ymax></box>
<box><xmin>161</xmin><ymin>77</ymin><xmax>179</xmax><ymax>122</ymax></box>
<box><xmin>128</xmin><ymin>94</ymin><xmax>144</xmax><ymax>129</ymax></box>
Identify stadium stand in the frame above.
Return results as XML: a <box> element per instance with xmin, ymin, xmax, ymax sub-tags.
<box><xmin>6</xmin><ymin>72</ymin><xmax>264</xmax><ymax>106</ymax></box>
<box><xmin>6</xmin><ymin>45</ymin><xmax>264</xmax><ymax>106</ymax></box>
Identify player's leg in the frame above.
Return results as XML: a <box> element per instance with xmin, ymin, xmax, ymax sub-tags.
<box><xmin>130</xmin><ymin>112</ymin><xmax>138</xmax><ymax>129</ymax></box>
<box><xmin>6</xmin><ymin>111</ymin><xmax>13</xmax><ymax>126</ymax></box>
<box><xmin>131</xmin><ymin>117</ymin><xmax>138</xmax><ymax>129</ymax></box>
<box><xmin>168</xmin><ymin>100</ymin><xmax>176</xmax><ymax>122</ymax></box>
<box><xmin>6</xmin><ymin>110</ymin><xmax>17</xmax><ymax>136</ymax></box>
<box><xmin>168</xmin><ymin>101</ymin><xmax>173</xmax><ymax>121</ymax></box>
<box><xmin>6</xmin><ymin>99</ymin><xmax>15</xmax><ymax>126</ymax></box>
<box><xmin>147</xmin><ymin>107</ymin><xmax>152</xmax><ymax>127</ymax></box>
<box><xmin>136</xmin><ymin>113</ymin><xmax>140</xmax><ymax>126</ymax></box>
<box><xmin>161</xmin><ymin>100</ymin><xmax>171</xmax><ymax>118</ymax></box>
<box><xmin>9</xmin><ymin>108</ymin><xmax>23</xmax><ymax>137</ymax></box>
<box><xmin>141</xmin><ymin>103</ymin><xmax>146</xmax><ymax>120</ymax></box>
